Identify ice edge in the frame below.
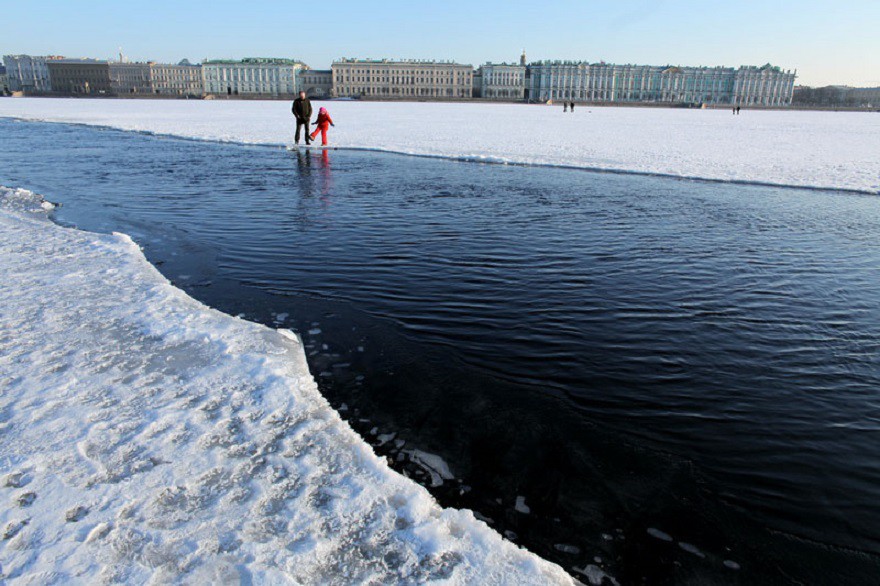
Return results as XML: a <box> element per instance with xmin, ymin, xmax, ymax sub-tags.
<box><xmin>0</xmin><ymin>186</ymin><xmax>579</xmax><ymax>584</ymax></box>
<box><xmin>2</xmin><ymin>115</ymin><xmax>876</xmax><ymax>196</ymax></box>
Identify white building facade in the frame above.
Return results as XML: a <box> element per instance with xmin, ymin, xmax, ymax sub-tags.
<box><xmin>480</xmin><ymin>63</ymin><xmax>526</xmax><ymax>100</ymax></box>
<box><xmin>202</xmin><ymin>58</ymin><xmax>305</xmax><ymax>96</ymax></box>
<box><xmin>332</xmin><ymin>59</ymin><xmax>473</xmax><ymax>99</ymax></box>
<box><xmin>2</xmin><ymin>54</ymin><xmax>58</xmax><ymax>93</ymax></box>
<box><xmin>733</xmin><ymin>65</ymin><xmax>797</xmax><ymax>106</ymax></box>
<box><xmin>526</xmin><ymin>61</ymin><xmax>795</xmax><ymax>106</ymax></box>
<box><xmin>151</xmin><ymin>62</ymin><xmax>203</xmax><ymax>96</ymax></box>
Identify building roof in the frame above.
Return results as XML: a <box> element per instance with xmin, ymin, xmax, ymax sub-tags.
<box><xmin>203</xmin><ymin>58</ymin><xmax>304</xmax><ymax>65</ymax></box>
<box><xmin>526</xmin><ymin>60</ymin><xmax>790</xmax><ymax>74</ymax></box>
<box><xmin>3</xmin><ymin>54</ymin><xmax>65</xmax><ymax>61</ymax></box>
<box><xmin>49</xmin><ymin>59</ymin><xmax>109</xmax><ymax>65</ymax></box>
<box><xmin>153</xmin><ymin>62</ymin><xmax>202</xmax><ymax>68</ymax></box>
<box><xmin>333</xmin><ymin>58</ymin><xmax>472</xmax><ymax>67</ymax></box>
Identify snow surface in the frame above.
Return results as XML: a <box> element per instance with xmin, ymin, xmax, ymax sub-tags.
<box><xmin>0</xmin><ymin>187</ymin><xmax>576</xmax><ymax>584</ymax></box>
<box><xmin>1</xmin><ymin>98</ymin><xmax>878</xmax><ymax>194</ymax></box>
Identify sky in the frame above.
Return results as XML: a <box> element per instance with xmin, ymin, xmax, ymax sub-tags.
<box><xmin>2</xmin><ymin>0</ymin><xmax>878</xmax><ymax>87</ymax></box>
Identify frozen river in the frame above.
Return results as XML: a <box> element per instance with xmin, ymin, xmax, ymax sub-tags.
<box><xmin>2</xmin><ymin>115</ymin><xmax>880</xmax><ymax>583</ymax></box>
<box><xmin>0</xmin><ymin>97</ymin><xmax>878</xmax><ymax>194</ymax></box>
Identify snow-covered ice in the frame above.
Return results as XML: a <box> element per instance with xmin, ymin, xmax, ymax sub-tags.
<box><xmin>1</xmin><ymin>97</ymin><xmax>878</xmax><ymax>194</ymax></box>
<box><xmin>0</xmin><ymin>187</ymin><xmax>576</xmax><ymax>584</ymax></box>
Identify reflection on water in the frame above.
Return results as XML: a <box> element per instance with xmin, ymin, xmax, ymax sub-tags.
<box><xmin>2</xmin><ymin>119</ymin><xmax>880</xmax><ymax>585</ymax></box>
<box><xmin>294</xmin><ymin>148</ymin><xmax>333</xmax><ymax>199</ymax></box>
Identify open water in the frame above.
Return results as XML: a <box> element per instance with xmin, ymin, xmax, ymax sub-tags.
<box><xmin>2</xmin><ymin>118</ymin><xmax>879</xmax><ymax>584</ymax></box>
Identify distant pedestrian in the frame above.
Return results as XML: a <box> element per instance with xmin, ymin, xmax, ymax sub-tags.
<box><xmin>310</xmin><ymin>107</ymin><xmax>335</xmax><ymax>146</ymax></box>
<box><xmin>570</xmin><ymin>101</ymin><xmax>575</xmax><ymax>112</ymax></box>
<box><xmin>563</xmin><ymin>102</ymin><xmax>568</xmax><ymax>112</ymax></box>
<box><xmin>732</xmin><ymin>106</ymin><xmax>736</xmax><ymax>115</ymax></box>
<box><xmin>736</xmin><ymin>106</ymin><xmax>741</xmax><ymax>115</ymax></box>
<box><xmin>292</xmin><ymin>91</ymin><xmax>312</xmax><ymax>145</ymax></box>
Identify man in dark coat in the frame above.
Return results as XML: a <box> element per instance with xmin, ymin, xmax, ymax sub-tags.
<box><xmin>292</xmin><ymin>91</ymin><xmax>313</xmax><ymax>145</ymax></box>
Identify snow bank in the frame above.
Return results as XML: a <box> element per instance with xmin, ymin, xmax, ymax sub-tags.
<box><xmin>0</xmin><ymin>186</ymin><xmax>575</xmax><ymax>584</ymax></box>
<box><xmin>1</xmin><ymin>97</ymin><xmax>878</xmax><ymax>194</ymax></box>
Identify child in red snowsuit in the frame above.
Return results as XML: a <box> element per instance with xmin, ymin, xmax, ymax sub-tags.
<box><xmin>310</xmin><ymin>107</ymin><xmax>335</xmax><ymax>146</ymax></box>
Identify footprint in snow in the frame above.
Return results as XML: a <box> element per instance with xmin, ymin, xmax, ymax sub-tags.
<box><xmin>16</xmin><ymin>492</ymin><xmax>37</xmax><ymax>507</ymax></box>
<box><xmin>66</xmin><ymin>505</ymin><xmax>89</xmax><ymax>522</ymax></box>
<box><xmin>3</xmin><ymin>519</ymin><xmax>28</xmax><ymax>540</ymax></box>
<box><xmin>4</xmin><ymin>472</ymin><xmax>27</xmax><ymax>488</ymax></box>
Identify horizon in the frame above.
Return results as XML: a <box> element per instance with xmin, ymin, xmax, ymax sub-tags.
<box><xmin>2</xmin><ymin>0</ymin><xmax>878</xmax><ymax>87</ymax></box>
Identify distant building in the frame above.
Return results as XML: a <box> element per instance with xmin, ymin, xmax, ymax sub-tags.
<box><xmin>151</xmin><ymin>62</ymin><xmax>203</xmax><ymax>96</ymax></box>
<box><xmin>332</xmin><ymin>59</ymin><xmax>473</xmax><ymax>99</ymax></box>
<box><xmin>478</xmin><ymin>50</ymin><xmax>527</xmax><ymax>100</ymax></box>
<box><xmin>297</xmin><ymin>69</ymin><xmax>332</xmax><ymax>98</ymax></box>
<box><xmin>109</xmin><ymin>62</ymin><xmax>152</xmax><ymax>95</ymax></box>
<box><xmin>480</xmin><ymin>63</ymin><xmax>526</xmax><ymax>100</ymax></box>
<box><xmin>2</xmin><ymin>49</ymin><xmax>802</xmax><ymax>107</ymax></box>
<box><xmin>732</xmin><ymin>65</ymin><xmax>797</xmax><ymax>106</ymax></box>
<box><xmin>47</xmin><ymin>59</ymin><xmax>112</xmax><ymax>95</ymax></box>
<box><xmin>3</xmin><ymin>54</ymin><xmax>60</xmax><ymax>93</ymax></box>
<box><xmin>110</xmin><ymin>60</ymin><xmax>203</xmax><ymax>96</ymax></box>
<box><xmin>0</xmin><ymin>66</ymin><xmax>8</xmax><ymax>94</ymax></box>
<box><xmin>526</xmin><ymin>61</ymin><xmax>795</xmax><ymax>106</ymax></box>
<box><xmin>527</xmin><ymin>62</ymin><xmax>733</xmax><ymax>104</ymax></box>
<box><xmin>201</xmin><ymin>58</ymin><xmax>305</xmax><ymax>97</ymax></box>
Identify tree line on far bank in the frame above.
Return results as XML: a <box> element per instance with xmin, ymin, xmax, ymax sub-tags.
<box><xmin>793</xmin><ymin>86</ymin><xmax>880</xmax><ymax>108</ymax></box>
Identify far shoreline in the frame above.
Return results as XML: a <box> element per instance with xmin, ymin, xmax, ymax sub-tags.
<box><xmin>2</xmin><ymin>93</ymin><xmax>878</xmax><ymax>113</ymax></box>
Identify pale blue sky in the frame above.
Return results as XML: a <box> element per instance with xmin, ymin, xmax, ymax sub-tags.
<box><xmin>2</xmin><ymin>0</ymin><xmax>878</xmax><ymax>86</ymax></box>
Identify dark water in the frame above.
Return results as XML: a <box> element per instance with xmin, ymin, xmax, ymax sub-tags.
<box><xmin>3</xmin><ymin>118</ymin><xmax>880</xmax><ymax>584</ymax></box>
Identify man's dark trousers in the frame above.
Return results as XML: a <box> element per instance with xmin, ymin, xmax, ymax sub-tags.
<box><xmin>295</xmin><ymin>119</ymin><xmax>311</xmax><ymax>144</ymax></box>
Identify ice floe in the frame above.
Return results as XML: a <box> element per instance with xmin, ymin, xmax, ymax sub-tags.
<box><xmin>573</xmin><ymin>564</ymin><xmax>620</xmax><ymax>586</ymax></box>
<box><xmin>404</xmin><ymin>449</ymin><xmax>455</xmax><ymax>488</ymax></box>
<box><xmin>646</xmin><ymin>527</ymin><xmax>674</xmax><ymax>542</ymax></box>
<box><xmin>515</xmin><ymin>496</ymin><xmax>531</xmax><ymax>514</ymax></box>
